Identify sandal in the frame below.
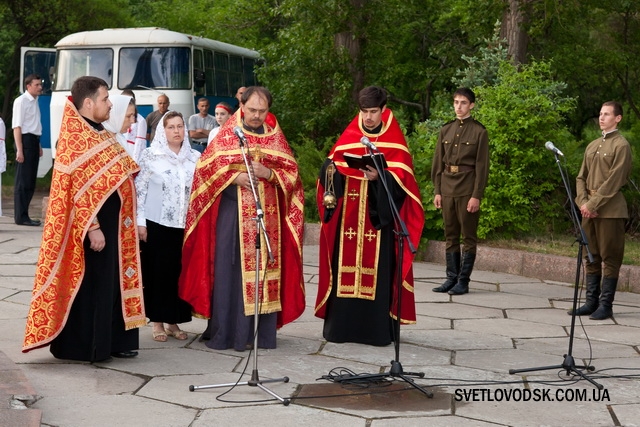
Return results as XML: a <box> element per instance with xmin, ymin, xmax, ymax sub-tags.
<box><xmin>165</xmin><ymin>328</ymin><xmax>188</xmax><ymax>340</ymax></box>
<box><xmin>153</xmin><ymin>330</ymin><xmax>168</xmax><ymax>342</ymax></box>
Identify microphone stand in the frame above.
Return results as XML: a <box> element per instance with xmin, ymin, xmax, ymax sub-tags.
<box><xmin>348</xmin><ymin>144</ymin><xmax>433</xmax><ymax>398</ymax></box>
<box><xmin>189</xmin><ymin>132</ymin><xmax>291</xmax><ymax>404</ymax></box>
<box><xmin>509</xmin><ymin>152</ymin><xmax>603</xmax><ymax>389</ymax></box>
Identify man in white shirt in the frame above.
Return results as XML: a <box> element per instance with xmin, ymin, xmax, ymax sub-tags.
<box><xmin>12</xmin><ymin>74</ymin><xmax>43</xmax><ymax>226</ymax></box>
<box><xmin>188</xmin><ymin>98</ymin><xmax>216</xmax><ymax>153</ymax></box>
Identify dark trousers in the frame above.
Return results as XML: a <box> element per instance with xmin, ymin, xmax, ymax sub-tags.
<box><xmin>442</xmin><ymin>193</ymin><xmax>480</xmax><ymax>253</ymax></box>
<box><xmin>14</xmin><ymin>133</ymin><xmax>40</xmax><ymax>224</ymax></box>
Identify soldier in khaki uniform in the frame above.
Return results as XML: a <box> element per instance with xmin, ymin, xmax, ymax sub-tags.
<box><xmin>431</xmin><ymin>88</ymin><xmax>489</xmax><ymax>295</ymax></box>
<box><xmin>571</xmin><ymin>101</ymin><xmax>632</xmax><ymax>320</ymax></box>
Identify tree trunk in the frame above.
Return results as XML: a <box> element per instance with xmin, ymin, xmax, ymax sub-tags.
<box><xmin>501</xmin><ymin>0</ymin><xmax>529</xmax><ymax>65</ymax></box>
<box><xmin>334</xmin><ymin>0</ymin><xmax>367</xmax><ymax>103</ymax></box>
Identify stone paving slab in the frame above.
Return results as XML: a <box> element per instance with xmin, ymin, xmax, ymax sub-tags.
<box><xmin>36</xmin><ymin>395</ymin><xmax>199</xmax><ymax>427</ymax></box>
<box><xmin>415</xmin><ymin>302</ymin><xmax>504</xmax><ymax>320</ymax></box>
<box><xmin>1</xmin><ymin>206</ymin><xmax>640</xmax><ymax>426</ymax></box>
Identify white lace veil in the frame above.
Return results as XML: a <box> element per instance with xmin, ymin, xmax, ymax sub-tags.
<box><xmin>150</xmin><ymin>111</ymin><xmax>198</xmax><ymax>164</ymax></box>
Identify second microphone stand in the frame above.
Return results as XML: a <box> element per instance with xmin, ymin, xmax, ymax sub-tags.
<box><xmin>189</xmin><ymin>130</ymin><xmax>291</xmax><ymax>404</ymax></box>
<box><xmin>508</xmin><ymin>151</ymin><xmax>602</xmax><ymax>389</ymax></box>
<box><xmin>346</xmin><ymin>144</ymin><xmax>432</xmax><ymax>398</ymax></box>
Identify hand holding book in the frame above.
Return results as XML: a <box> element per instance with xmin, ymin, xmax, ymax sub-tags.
<box><xmin>343</xmin><ymin>152</ymin><xmax>388</xmax><ymax>170</ymax></box>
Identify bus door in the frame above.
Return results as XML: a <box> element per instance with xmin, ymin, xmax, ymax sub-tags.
<box><xmin>20</xmin><ymin>47</ymin><xmax>56</xmax><ymax>178</ymax></box>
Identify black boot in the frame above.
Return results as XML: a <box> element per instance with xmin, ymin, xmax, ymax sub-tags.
<box><xmin>568</xmin><ymin>274</ymin><xmax>601</xmax><ymax>316</ymax></box>
<box><xmin>432</xmin><ymin>252</ymin><xmax>461</xmax><ymax>293</ymax></box>
<box><xmin>589</xmin><ymin>277</ymin><xmax>617</xmax><ymax>320</ymax></box>
<box><xmin>448</xmin><ymin>252</ymin><xmax>476</xmax><ymax>295</ymax></box>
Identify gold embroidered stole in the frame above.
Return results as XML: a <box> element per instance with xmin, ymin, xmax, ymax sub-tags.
<box><xmin>336</xmin><ymin>177</ymin><xmax>381</xmax><ymax>299</ymax></box>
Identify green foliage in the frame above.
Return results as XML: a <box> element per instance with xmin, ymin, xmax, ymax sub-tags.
<box><xmin>412</xmin><ymin>26</ymin><xmax>578</xmax><ymax>240</ymax></box>
<box><xmin>292</xmin><ymin>136</ymin><xmax>335</xmax><ymax>223</ymax></box>
<box><xmin>474</xmin><ymin>61</ymin><xmax>576</xmax><ymax>238</ymax></box>
<box><xmin>454</xmin><ymin>21</ymin><xmax>509</xmax><ymax>89</ymax></box>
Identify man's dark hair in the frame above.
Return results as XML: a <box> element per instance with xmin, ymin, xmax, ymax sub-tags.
<box><xmin>358</xmin><ymin>86</ymin><xmax>387</xmax><ymax>110</ymax></box>
<box><xmin>241</xmin><ymin>86</ymin><xmax>272</xmax><ymax>108</ymax></box>
<box><xmin>602</xmin><ymin>101</ymin><xmax>623</xmax><ymax>117</ymax></box>
<box><xmin>121</xmin><ymin>89</ymin><xmax>136</xmax><ymax>100</ymax></box>
<box><xmin>71</xmin><ymin>76</ymin><xmax>109</xmax><ymax>110</ymax></box>
<box><xmin>454</xmin><ymin>88</ymin><xmax>476</xmax><ymax>104</ymax></box>
<box><xmin>24</xmin><ymin>74</ymin><xmax>41</xmax><ymax>87</ymax></box>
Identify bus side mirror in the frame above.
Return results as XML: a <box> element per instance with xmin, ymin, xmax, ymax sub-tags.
<box><xmin>194</xmin><ymin>69</ymin><xmax>205</xmax><ymax>88</ymax></box>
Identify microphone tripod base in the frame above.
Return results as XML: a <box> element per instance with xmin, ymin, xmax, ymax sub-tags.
<box><xmin>509</xmin><ymin>354</ymin><xmax>602</xmax><ymax>390</ymax></box>
<box><xmin>189</xmin><ymin>369</ymin><xmax>291</xmax><ymax>405</ymax></box>
<box><xmin>347</xmin><ymin>360</ymin><xmax>433</xmax><ymax>398</ymax></box>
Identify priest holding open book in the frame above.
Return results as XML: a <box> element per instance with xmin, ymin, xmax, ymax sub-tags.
<box><xmin>314</xmin><ymin>86</ymin><xmax>424</xmax><ymax>346</ymax></box>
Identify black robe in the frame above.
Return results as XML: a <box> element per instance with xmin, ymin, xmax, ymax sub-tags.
<box><xmin>320</xmin><ymin>158</ymin><xmax>406</xmax><ymax>346</ymax></box>
<box><xmin>50</xmin><ymin>192</ymin><xmax>139</xmax><ymax>362</ymax></box>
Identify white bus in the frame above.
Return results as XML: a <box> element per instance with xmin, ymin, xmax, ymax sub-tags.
<box><xmin>21</xmin><ymin>27</ymin><xmax>261</xmax><ymax>176</ymax></box>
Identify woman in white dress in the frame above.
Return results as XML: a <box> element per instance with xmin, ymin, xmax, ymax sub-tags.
<box><xmin>135</xmin><ymin>111</ymin><xmax>200</xmax><ymax>342</ymax></box>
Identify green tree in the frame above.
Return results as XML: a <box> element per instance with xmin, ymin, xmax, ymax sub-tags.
<box><xmin>0</xmin><ymin>0</ymin><xmax>133</xmax><ymax>121</ymax></box>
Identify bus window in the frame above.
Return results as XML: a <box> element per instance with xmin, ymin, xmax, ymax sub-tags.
<box><xmin>229</xmin><ymin>55</ymin><xmax>243</xmax><ymax>96</ymax></box>
<box><xmin>22</xmin><ymin>49</ymin><xmax>56</xmax><ymax>95</ymax></box>
<box><xmin>118</xmin><ymin>47</ymin><xmax>191</xmax><ymax>90</ymax></box>
<box><xmin>244</xmin><ymin>58</ymin><xmax>257</xmax><ymax>87</ymax></box>
<box><xmin>214</xmin><ymin>52</ymin><xmax>229</xmax><ymax>96</ymax></box>
<box><xmin>55</xmin><ymin>49</ymin><xmax>113</xmax><ymax>90</ymax></box>
<box><xmin>204</xmin><ymin>49</ymin><xmax>214</xmax><ymax>96</ymax></box>
<box><xmin>193</xmin><ymin>49</ymin><xmax>205</xmax><ymax>95</ymax></box>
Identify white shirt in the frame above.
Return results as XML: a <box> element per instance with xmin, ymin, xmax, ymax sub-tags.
<box><xmin>122</xmin><ymin>114</ymin><xmax>148</xmax><ymax>163</ymax></box>
<box><xmin>207</xmin><ymin>126</ymin><xmax>221</xmax><ymax>144</ymax></box>
<box><xmin>12</xmin><ymin>91</ymin><xmax>42</xmax><ymax>135</ymax></box>
<box><xmin>188</xmin><ymin>113</ymin><xmax>216</xmax><ymax>143</ymax></box>
<box><xmin>135</xmin><ymin>120</ymin><xmax>200</xmax><ymax>229</ymax></box>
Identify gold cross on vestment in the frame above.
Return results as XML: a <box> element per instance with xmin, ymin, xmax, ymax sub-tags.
<box><xmin>243</xmin><ymin>204</ymin><xmax>257</xmax><ymax>217</ymax></box>
<box><xmin>365</xmin><ymin>229</ymin><xmax>377</xmax><ymax>242</ymax></box>
<box><xmin>252</xmin><ymin>145</ymin><xmax>264</xmax><ymax>161</ymax></box>
<box><xmin>344</xmin><ymin>227</ymin><xmax>357</xmax><ymax>240</ymax></box>
<box><xmin>347</xmin><ymin>188</ymin><xmax>359</xmax><ymax>201</ymax></box>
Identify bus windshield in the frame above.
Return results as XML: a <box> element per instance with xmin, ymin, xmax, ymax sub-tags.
<box><xmin>119</xmin><ymin>47</ymin><xmax>191</xmax><ymax>90</ymax></box>
<box><xmin>54</xmin><ymin>49</ymin><xmax>113</xmax><ymax>90</ymax></box>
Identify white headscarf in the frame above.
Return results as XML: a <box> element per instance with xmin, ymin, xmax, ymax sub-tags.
<box><xmin>103</xmin><ymin>94</ymin><xmax>133</xmax><ymax>134</ymax></box>
<box><xmin>150</xmin><ymin>111</ymin><xmax>199</xmax><ymax>164</ymax></box>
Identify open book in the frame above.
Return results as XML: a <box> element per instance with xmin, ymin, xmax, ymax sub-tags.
<box><xmin>343</xmin><ymin>152</ymin><xmax>388</xmax><ymax>170</ymax></box>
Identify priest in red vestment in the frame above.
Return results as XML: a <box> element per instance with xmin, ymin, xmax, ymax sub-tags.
<box><xmin>315</xmin><ymin>86</ymin><xmax>424</xmax><ymax>346</ymax></box>
<box><xmin>179</xmin><ymin>86</ymin><xmax>305</xmax><ymax>351</ymax></box>
<box><xmin>23</xmin><ymin>77</ymin><xmax>145</xmax><ymax>361</ymax></box>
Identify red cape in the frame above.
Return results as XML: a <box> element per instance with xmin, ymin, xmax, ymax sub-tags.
<box><xmin>178</xmin><ymin>111</ymin><xmax>305</xmax><ymax>327</ymax></box>
<box><xmin>315</xmin><ymin>108</ymin><xmax>424</xmax><ymax>323</ymax></box>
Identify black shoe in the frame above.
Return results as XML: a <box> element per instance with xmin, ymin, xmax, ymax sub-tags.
<box><xmin>17</xmin><ymin>219</ymin><xmax>41</xmax><ymax>226</ymax></box>
<box><xmin>111</xmin><ymin>351</ymin><xmax>139</xmax><ymax>358</ymax></box>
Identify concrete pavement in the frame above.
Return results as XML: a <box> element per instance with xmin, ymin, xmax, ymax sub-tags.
<box><xmin>1</xmin><ymin>195</ymin><xmax>640</xmax><ymax>426</ymax></box>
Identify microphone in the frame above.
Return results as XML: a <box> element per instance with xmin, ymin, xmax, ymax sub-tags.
<box><xmin>361</xmin><ymin>136</ymin><xmax>377</xmax><ymax>151</ymax></box>
<box><xmin>545</xmin><ymin>141</ymin><xmax>564</xmax><ymax>157</ymax></box>
<box><xmin>234</xmin><ymin>126</ymin><xmax>248</xmax><ymax>146</ymax></box>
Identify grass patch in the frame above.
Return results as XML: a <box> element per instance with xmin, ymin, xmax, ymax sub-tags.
<box><xmin>481</xmin><ymin>233</ymin><xmax>640</xmax><ymax>266</ymax></box>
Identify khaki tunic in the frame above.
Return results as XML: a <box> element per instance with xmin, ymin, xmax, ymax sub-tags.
<box><xmin>431</xmin><ymin>116</ymin><xmax>489</xmax><ymax>253</ymax></box>
<box><xmin>432</xmin><ymin>117</ymin><xmax>489</xmax><ymax>199</ymax></box>
<box><xmin>575</xmin><ymin>130</ymin><xmax>632</xmax><ymax>218</ymax></box>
